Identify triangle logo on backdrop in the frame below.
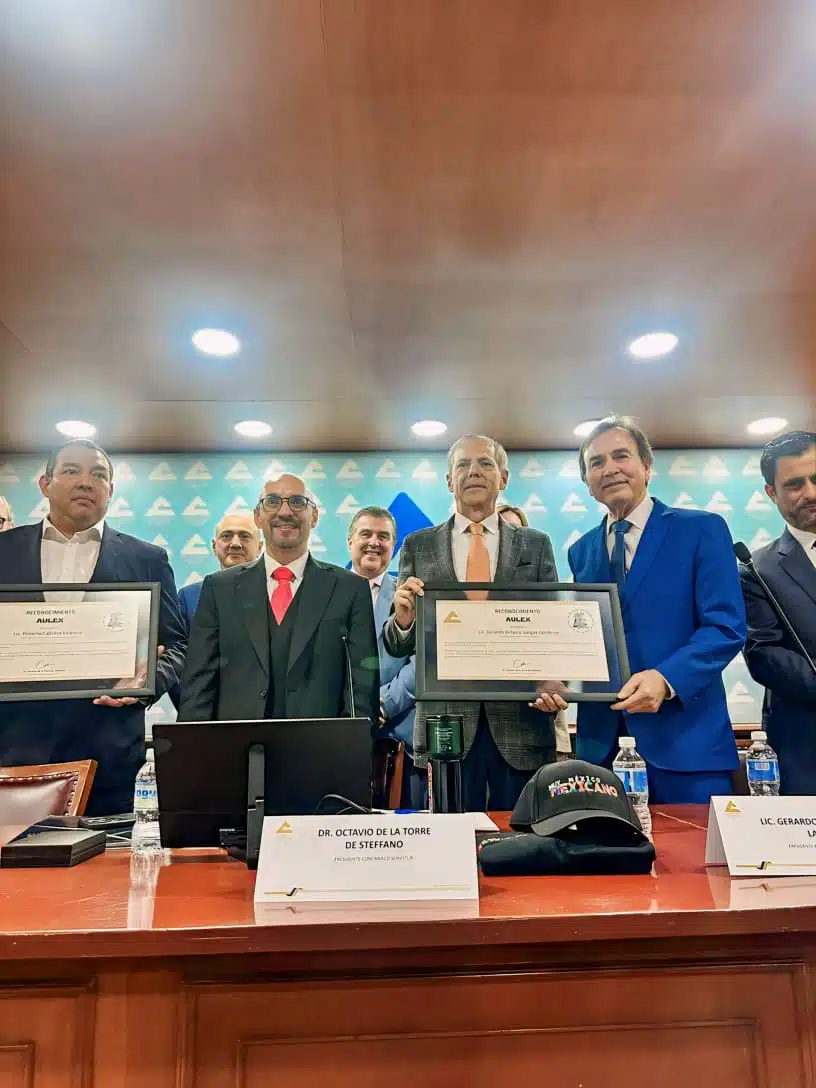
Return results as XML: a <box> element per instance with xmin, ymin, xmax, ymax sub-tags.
<box><xmin>673</xmin><ymin>492</ymin><xmax>699</xmax><ymax>510</ymax></box>
<box><xmin>705</xmin><ymin>490</ymin><xmax>732</xmax><ymax>514</ymax></box>
<box><xmin>668</xmin><ymin>456</ymin><xmax>697</xmax><ymax>477</ymax></box>
<box><xmin>748</xmin><ymin>528</ymin><xmax>773</xmax><ymax>551</ymax></box>
<box><xmin>310</xmin><ymin>531</ymin><xmax>328</xmax><ymax>554</ymax></box>
<box><xmin>519</xmin><ymin>458</ymin><xmax>545</xmax><ymax>479</ymax></box>
<box><xmin>182</xmin><ymin>534</ymin><xmax>210</xmax><ymax>557</ymax></box>
<box><xmin>107</xmin><ymin>497</ymin><xmax>133</xmax><ymax>518</ymax></box>
<box><xmin>376</xmin><ymin>459</ymin><xmax>401</xmax><ymax>479</ymax></box>
<box><xmin>561</xmin><ymin>492</ymin><xmax>588</xmax><ymax>514</ymax></box>
<box><xmin>336</xmin><ymin>494</ymin><xmax>361</xmax><ymax>516</ymax></box>
<box><xmin>302</xmin><ymin>460</ymin><xmax>326</xmax><ymax>480</ymax></box>
<box><xmin>114</xmin><ymin>461</ymin><xmax>136</xmax><ymax>482</ymax></box>
<box><xmin>183</xmin><ymin>572</ymin><xmax>204</xmax><ymax>587</ymax></box>
<box><xmin>149</xmin><ymin>461</ymin><xmax>176</xmax><ymax>481</ymax></box>
<box><xmin>558</xmin><ymin>459</ymin><xmax>581</xmax><ymax>478</ymax></box>
<box><xmin>223</xmin><ymin>496</ymin><xmax>251</xmax><ymax>516</ymax></box>
<box><xmin>522</xmin><ymin>494</ymin><xmax>547</xmax><ymax>514</ymax></box>
<box><xmin>226</xmin><ymin>461</ymin><xmax>253</xmax><ymax>481</ymax></box>
<box><xmin>412</xmin><ymin>459</ymin><xmax>438</xmax><ymax>480</ymax></box>
<box><xmin>742</xmin><ymin>455</ymin><xmax>762</xmax><ymax>477</ymax></box>
<box><xmin>0</xmin><ymin>463</ymin><xmax>19</xmax><ymax>483</ymax></box>
<box><xmin>146</xmin><ymin>497</ymin><xmax>175</xmax><ymax>518</ymax></box>
<box><xmin>28</xmin><ymin>497</ymin><xmax>50</xmax><ymax>520</ymax></box>
<box><xmin>337</xmin><ymin>459</ymin><xmax>363</xmax><ymax>480</ymax></box>
<box><xmin>746</xmin><ymin>490</ymin><xmax>772</xmax><ymax>514</ymax></box>
<box><xmin>185</xmin><ymin>461</ymin><xmax>212</xmax><ymax>481</ymax></box>
<box><xmin>262</xmin><ymin>460</ymin><xmax>288</xmax><ymax>479</ymax></box>
<box><xmin>183</xmin><ymin>497</ymin><xmax>210</xmax><ymax>518</ymax></box>
<box><xmin>702</xmin><ymin>456</ymin><xmax>729</xmax><ymax>478</ymax></box>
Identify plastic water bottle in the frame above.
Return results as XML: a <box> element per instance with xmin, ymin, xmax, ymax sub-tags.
<box><xmin>132</xmin><ymin>750</ymin><xmax>162</xmax><ymax>854</ymax></box>
<box><xmin>612</xmin><ymin>737</ymin><xmax>652</xmax><ymax>839</ymax></box>
<box><xmin>746</xmin><ymin>730</ymin><xmax>781</xmax><ymax>797</ymax></box>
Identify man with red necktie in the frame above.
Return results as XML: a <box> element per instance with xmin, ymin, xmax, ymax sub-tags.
<box><xmin>178</xmin><ymin>475</ymin><xmax>379</xmax><ymax>728</ymax></box>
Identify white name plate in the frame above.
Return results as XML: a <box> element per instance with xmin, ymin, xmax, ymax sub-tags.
<box><xmin>705</xmin><ymin>796</ymin><xmax>816</xmax><ymax>876</ymax></box>
<box><xmin>254</xmin><ymin>814</ymin><xmax>479</xmax><ymax>903</ymax></box>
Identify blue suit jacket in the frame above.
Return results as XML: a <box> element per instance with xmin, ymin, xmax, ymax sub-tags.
<box><xmin>0</xmin><ymin>522</ymin><xmax>187</xmax><ymax>814</ymax></box>
<box><xmin>178</xmin><ymin>581</ymin><xmax>203</xmax><ymax>634</ymax></box>
<box><xmin>741</xmin><ymin>529</ymin><xmax>816</xmax><ymax>795</ymax></box>
<box><xmin>568</xmin><ymin>498</ymin><xmax>745</xmax><ymax>773</ymax></box>
<box><xmin>375</xmin><ymin>574</ymin><xmax>416</xmax><ymax>752</ymax></box>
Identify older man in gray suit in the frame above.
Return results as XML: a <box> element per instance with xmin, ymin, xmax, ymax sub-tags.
<box><xmin>383</xmin><ymin>434</ymin><xmax>558</xmax><ymax>810</ymax></box>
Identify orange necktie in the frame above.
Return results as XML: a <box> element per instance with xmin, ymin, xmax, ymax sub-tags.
<box><xmin>465</xmin><ymin>523</ymin><xmax>491</xmax><ymax>599</ymax></box>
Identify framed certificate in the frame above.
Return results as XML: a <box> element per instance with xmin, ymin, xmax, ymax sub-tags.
<box><xmin>0</xmin><ymin>583</ymin><xmax>161</xmax><ymax>703</ymax></box>
<box><xmin>416</xmin><ymin>582</ymin><xmax>630</xmax><ymax>703</ymax></box>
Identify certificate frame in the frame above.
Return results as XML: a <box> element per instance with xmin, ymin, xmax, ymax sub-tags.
<box><xmin>0</xmin><ymin>583</ymin><xmax>161</xmax><ymax>703</ymax></box>
<box><xmin>416</xmin><ymin>582</ymin><xmax>630</xmax><ymax>703</ymax></box>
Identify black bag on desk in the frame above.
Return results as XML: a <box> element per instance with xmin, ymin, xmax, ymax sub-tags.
<box><xmin>479</xmin><ymin>824</ymin><xmax>655</xmax><ymax>877</ymax></box>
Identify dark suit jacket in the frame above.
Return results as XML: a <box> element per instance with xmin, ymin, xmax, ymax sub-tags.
<box><xmin>178</xmin><ymin>555</ymin><xmax>379</xmax><ymax>727</ymax></box>
<box><xmin>741</xmin><ymin>528</ymin><xmax>816</xmax><ymax>795</ymax></box>
<box><xmin>382</xmin><ymin>518</ymin><xmax>558</xmax><ymax>770</ymax></box>
<box><xmin>0</xmin><ymin>523</ymin><xmax>187</xmax><ymax>815</ymax></box>
<box><xmin>178</xmin><ymin>581</ymin><xmax>203</xmax><ymax>634</ymax></box>
<box><xmin>568</xmin><ymin>498</ymin><xmax>745</xmax><ymax>773</ymax></box>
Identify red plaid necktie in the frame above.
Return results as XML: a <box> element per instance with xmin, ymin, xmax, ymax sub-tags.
<box><xmin>270</xmin><ymin>566</ymin><xmax>294</xmax><ymax>624</ymax></box>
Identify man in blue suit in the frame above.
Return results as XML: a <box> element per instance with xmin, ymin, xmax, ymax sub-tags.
<box><xmin>348</xmin><ymin>506</ymin><xmax>418</xmax><ymax>805</ymax></box>
<box><xmin>177</xmin><ymin>511</ymin><xmax>262</xmax><ymax>632</ymax></box>
<box><xmin>740</xmin><ymin>431</ymin><xmax>816</xmax><ymax>795</ymax></box>
<box><xmin>540</xmin><ymin>417</ymin><xmax>746</xmax><ymax>804</ymax></box>
<box><xmin>0</xmin><ymin>440</ymin><xmax>187</xmax><ymax>814</ymax></box>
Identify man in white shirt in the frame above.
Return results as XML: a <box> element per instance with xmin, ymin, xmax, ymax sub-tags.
<box><xmin>383</xmin><ymin>435</ymin><xmax>558</xmax><ymax>810</ymax></box>
<box><xmin>348</xmin><ymin>506</ymin><xmax>418</xmax><ymax>804</ymax></box>
<box><xmin>741</xmin><ymin>430</ymin><xmax>816</xmax><ymax>793</ymax></box>
<box><xmin>179</xmin><ymin>475</ymin><xmax>378</xmax><ymax>728</ymax></box>
<box><xmin>0</xmin><ymin>440</ymin><xmax>187</xmax><ymax>814</ymax></box>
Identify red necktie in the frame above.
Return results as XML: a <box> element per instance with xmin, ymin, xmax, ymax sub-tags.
<box><xmin>270</xmin><ymin>567</ymin><xmax>294</xmax><ymax>624</ymax></box>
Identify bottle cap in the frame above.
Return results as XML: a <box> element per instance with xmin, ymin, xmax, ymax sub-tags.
<box><xmin>750</xmin><ymin>730</ymin><xmax>767</xmax><ymax>742</ymax></box>
<box><xmin>618</xmin><ymin>737</ymin><xmax>636</xmax><ymax>749</ymax></box>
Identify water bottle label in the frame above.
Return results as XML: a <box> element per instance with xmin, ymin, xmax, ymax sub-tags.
<box><xmin>615</xmin><ymin>768</ymin><xmax>649</xmax><ymax>795</ymax></box>
<box><xmin>747</xmin><ymin>759</ymin><xmax>779</xmax><ymax>784</ymax></box>
<box><xmin>134</xmin><ymin>786</ymin><xmax>158</xmax><ymax>811</ymax></box>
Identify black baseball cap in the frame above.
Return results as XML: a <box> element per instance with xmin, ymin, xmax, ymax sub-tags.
<box><xmin>510</xmin><ymin>759</ymin><xmax>647</xmax><ymax>843</ymax></box>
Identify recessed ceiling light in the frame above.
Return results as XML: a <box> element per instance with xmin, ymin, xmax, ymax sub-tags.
<box><xmin>573</xmin><ymin>419</ymin><xmax>604</xmax><ymax>438</ymax></box>
<box><xmin>55</xmin><ymin>420</ymin><xmax>97</xmax><ymax>439</ymax></box>
<box><xmin>234</xmin><ymin>420</ymin><xmax>272</xmax><ymax>438</ymax></box>
<box><xmin>411</xmin><ymin>420</ymin><xmax>448</xmax><ymax>438</ymax></box>
<box><xmin>746</xmin><ymin>417</ymin><xmax>789</xmax><ymax>436</ymax></box>
<box><xmin>192</xmin><ymin>328</ymin><xmax>241</xmax><ymax>357</ymax></box>
<box><xmin>627</xmin><ymin>331</ymin><xmax>678</xmax><ymax>360</ymax></box>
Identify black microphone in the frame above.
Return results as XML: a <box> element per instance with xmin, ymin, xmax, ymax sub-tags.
<box><xmin>734</xmin><ymin>542</ymin><xmax>816</xmax><ymax>675</ymax></box>
<box><xmin>340</xmin><ymin>631</ymin><xmax>357</xmax><ymax>719</ymax></box>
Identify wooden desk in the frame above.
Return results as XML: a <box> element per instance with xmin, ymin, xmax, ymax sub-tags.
<box><xmin>0</xmin><ymin>806</ymin><xmax>814</xmax><ymax>1087</ymax></box>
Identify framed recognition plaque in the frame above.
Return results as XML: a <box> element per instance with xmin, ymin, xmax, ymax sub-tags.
<box><xmin>416</xmin><ymin>582</ymin><xmax>630</xmax><ymax>703</ymax></box>
<box><xmin>0</xmin><ymin>583</ymin><xmax>161</xmax><ymax>702</ymax></box>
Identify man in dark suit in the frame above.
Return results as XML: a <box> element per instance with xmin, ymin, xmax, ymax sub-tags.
<box><xmin>0</xmin><ymin>440</ymin><xmax>186</xmax><ymax>815</ymax></box>
<box><xmin>177</xmin><ymin>511</ymin><xmax>262</xmax><ymax>632</ymax></box>
<box><xmin>383</xmin><ymin>434</ymin><xmax>558</xmax><ymax>810</ymax></box>
<box><xmin>539</xmin><ymin>417</ymin><xmax>745</xmax><ymax>804</ymax></box>
<box><xmin>179</xmin><ymin>474</ymin><xmax>379</xmax><ymax>727</ymax></box>
<box><xmin>741</xmin><ymin>431</ymin><xmax>816</xmax><ymax>795</ymax></box>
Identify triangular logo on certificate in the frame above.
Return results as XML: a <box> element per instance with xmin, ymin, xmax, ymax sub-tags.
<box><xmin>443</xmin><ymin>610</ymin><xmax>462</xmax><ymax>624</ymax></box>
<box><xmin>724</xmin><ymin>800</ymin><xmax>741</xmax><ymax>814</ymax></box>
<box><xmin>275</xmin><ymin>820</ymin><xmax>293</xmax><ymax>835</ymax></box>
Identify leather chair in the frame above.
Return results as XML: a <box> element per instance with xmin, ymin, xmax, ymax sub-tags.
<box><xmin>372</xmin><ymin>740</ymin><xmax>405</xmax><ymax>809</ymax></box>
<box><xmin>0</xmin><ymin>760</ymin><xmax>97</xmax><ymax>825</ymax></box>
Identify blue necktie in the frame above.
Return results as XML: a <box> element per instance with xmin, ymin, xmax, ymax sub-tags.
<box><xmin>610</xmin><ymin>519</ymin><xmax>632</xmax><ymax>595</ymax></box>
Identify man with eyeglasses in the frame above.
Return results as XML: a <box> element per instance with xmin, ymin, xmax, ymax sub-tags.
<box><xmin>0</xmin><ymin>496</ymin><xmax>13</xmax><ymax>532</ymax></box>
<box><xmin>176</xmin><ymin>512</ymin><xmax>263</xmax><ymax>633</ymax></box>
<box><xmin>179</xmin><ymin>474</ymin><xmax>379</xmax><ymax>729</ymax></box>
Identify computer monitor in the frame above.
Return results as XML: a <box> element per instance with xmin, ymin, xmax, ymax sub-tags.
<box><xmin>152</xmin><ymin>718</ymin><xmax>373</xmax><ymax>868</ymax></box>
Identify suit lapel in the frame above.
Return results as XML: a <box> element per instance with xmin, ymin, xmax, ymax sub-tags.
<box><xmin>587</xmin><ymin>520</ymin><xmax>612</xmax><ymax>582</ymax></box>
<box><xmin>620</xmin><ymin>498</ymin><xmax>673</xmax><ymax>604</ymax></box>
<box><xmin>89</xmin><ymin>527</ymin><xmax>122</xmax><ymax>584</ymax></box>
<box><xmin>288</xmin><ymin>557</ymin><xmax>337</xmax><ymax>671</ymax></box>
<box><xmin>779</xmin><ymin>529</ymin><xmax>816</xmax><ymax>608</ymax></box>
<box><xmin>495</xmin><ymin>520</ymin><xmax>522</xmax><ymax>581</ymax></box>
<box><xmin>19</xmin><ymin>524</ymin><xmax>43</xmax><ymax>584</ymax></box>
<box><xmin>434</xmin><ymin>519</ymin><xmax>458</xmax><ymax>582</ymax></box>
<box><xmin>236</xmin><ymin>559</ymin><xmax>271</xmax><ymax>675</ymax></box>
<box><xmin>374</xmin><ymin>575</ymin><xmax>394</xmax><ymax>648</ymax></box>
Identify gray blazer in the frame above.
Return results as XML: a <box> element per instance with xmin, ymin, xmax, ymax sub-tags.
<box><xmin>383</xmin><ymin>518</ymin><xmax>558</xmax><ymax>770</ymax></box>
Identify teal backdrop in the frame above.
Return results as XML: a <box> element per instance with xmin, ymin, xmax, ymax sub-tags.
<box><xmin>0</xmin><ymin>447</ymin><xmax>777</xmax><ymax>727</ymax></box>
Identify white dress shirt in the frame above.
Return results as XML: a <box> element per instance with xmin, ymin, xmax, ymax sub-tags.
<box><xmin>788</xmin><ymin>525</ymin><xmax>816</xmax><ymax>570</ymax></box>
<box><xmin>452</xmin><ymin>511</ymin><xmax>501</xmax><ymax>581</ymax></box>
<box><xmin>605</xmin><ymin>496</ymin><xmax>654</xmax><ymax>570</ymax></box>
<box><xmin>41</xmin><ymin>518</ymin><xmax>105</xmax><ymax>602</ymax></box>
<box><xmin>263</xmin><ymin>550</ymin><xmax>310</xmax><ymax>599</ymax></box>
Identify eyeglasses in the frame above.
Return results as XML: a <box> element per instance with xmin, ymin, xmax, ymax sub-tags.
<box><xmin>257</xmin><ymin>494</ymin><xmax>315</xmax><ymax>513</ymax></box>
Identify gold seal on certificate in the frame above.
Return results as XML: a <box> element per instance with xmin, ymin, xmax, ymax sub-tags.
<box><xmin>416</xmin><ymin>583</ymin><xmax>630</xmax><ymax>703</ymax></box>
<box><xmin>0</xmin><ymin>583</ymin><xmax>162</xmax><ymax>702</ymax></box>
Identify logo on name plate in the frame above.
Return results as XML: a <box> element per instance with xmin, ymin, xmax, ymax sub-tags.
<box><xmin>276</xmin><ymin>820</ymin><xmax>293</xmax><ymax>835</ymax></box>
<box><xmin>724</xmin><ymin>800</ymin><xmax>741</xmax><ymax>814</ymax></box>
